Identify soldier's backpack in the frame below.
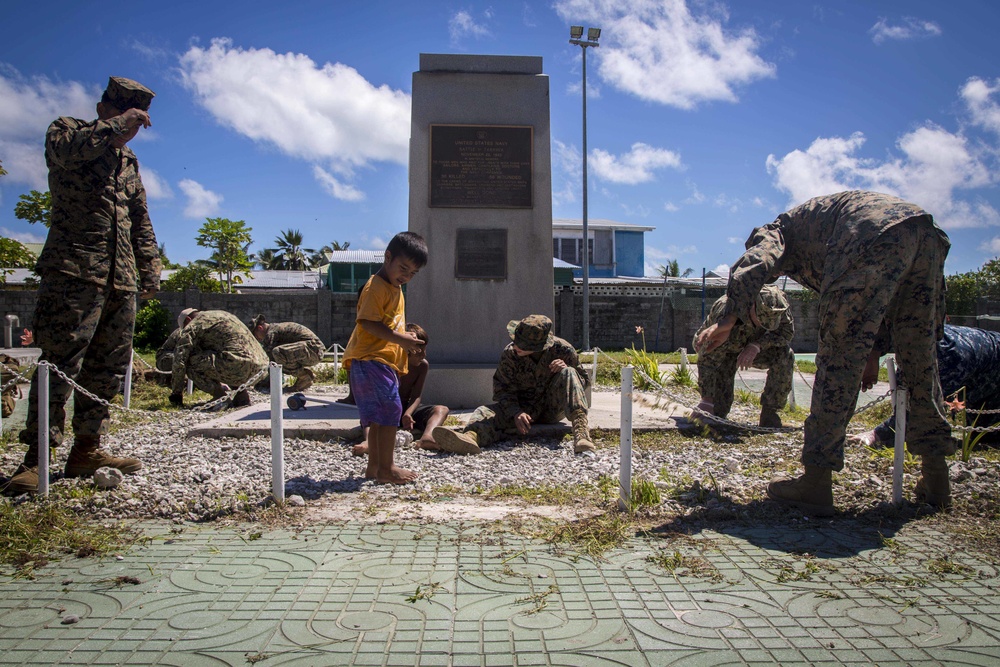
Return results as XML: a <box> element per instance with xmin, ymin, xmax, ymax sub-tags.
<box><xmin>0</xmin><ymin>354</ymin><xmax>22</xmax><ymax>418</ymax></box>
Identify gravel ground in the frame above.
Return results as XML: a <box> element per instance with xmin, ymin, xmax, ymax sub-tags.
<box><xmin>2</xmin><ymin>383</ymin><xmax>998</xmax><ymax>556</ymax></box>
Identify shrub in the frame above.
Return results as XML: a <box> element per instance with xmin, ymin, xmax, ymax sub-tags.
<box><xmin>133</xmin><ymin>299</ymin><xmax>172</xmax><ymax>350</ymax></box>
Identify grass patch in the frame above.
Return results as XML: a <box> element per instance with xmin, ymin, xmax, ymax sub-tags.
<box><xmin>542</xmin><ymin>511</ymin><xmax>636</xmax><ymax>560</ymax></box>
<box><xmin>0</xmin><ymin>500</ymin><xmax>137</xmax><ymax>578</ymax></box>
<box><xmin>849</xmin><ymin>398</ymin><xmax>894</xmax><ymax>430</ymax></box>
<box><xmin>486</xmin><ymin>483</ymin><xmax>602</xmax><ymax>505</ymax></box>
<box><xmin>647</xmin><ymin>549</ymin><xmax>723</xmax><ymax>582</ymax></box>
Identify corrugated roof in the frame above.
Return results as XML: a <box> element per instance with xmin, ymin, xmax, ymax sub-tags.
<box><xmin>553</xmin><ymin>218</ymin><xmax>655</xmax><ymax>232</ymax></box>
<box><xmin>324</xmin><ymin>250</ymin><xmax>383</xmax><ymax>264</ymax></box>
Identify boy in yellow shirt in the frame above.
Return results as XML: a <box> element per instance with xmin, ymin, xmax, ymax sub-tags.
<box><xmin>343</xmin><ymin>232</ymin><xmax>428</xmax><ymax>484</ymax></box>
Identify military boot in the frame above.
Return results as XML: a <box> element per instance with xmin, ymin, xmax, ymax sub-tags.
<box><xmin>766</xmin><ymin>466</ymin><xmax>834</xmax><ymax>517</ymax></box>
<box><xmin>232</xmin><ymin>390</ymin><xmax>251</xmax><ymax>408</ymax></box>
<box><xmin>431</xmin><ymin>427</ymin><xmax>481</xmax><ymax>455</ymax></box>
<box><xmin>759</xmin><ymin>408</ymin><xmax>784</xmax><ymax>428</ymax></box>
<box><xmin>913</xmin><ymin>455</ymin><xmax>951</xmax><ymax>508</ymax></box>
<box><xmin>570</xmin><ymin>410</ymin><xmax>596</xmax><ymax>455</ymax></box>
<box><xmin>4</xmin><ymin>449</ymin><xmax>41</xmax><ymax>495</ymax></box>
<box><xmin>64</xmin><ymin>435</ymin><xmax>141</xmax><ymax>479</ymax></box>
<box><xmin>290</xmin><ymin>368</ymin><xmax>315</xmax><ymax>393</ymax></box>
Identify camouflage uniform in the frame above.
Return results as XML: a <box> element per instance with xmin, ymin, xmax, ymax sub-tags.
<box><xmin>155</xmin><ymin>328</ymin><xmax>181</xmax><ymax>372</ymax></box>
<box><xmin>725</xmin><ymin>190</ymin><xmax>953</xmax><ymax>470</ymax></box>
<box><xmin>462</xmin><ymin>336</ymin><xmax>590</xmax><ymax>447</ymax></box>
<box><xmin>171</xmin><ymin>311</ymin><xmax>268</xmax><ymax>397</ymax></box>
<box><xmin>260</xmin><ymin>322</ymin><xmax>324</xmax><ymax>377</ymax></box>
<box><xmin>694</xmin><ymin>289</ymin><xmax>794</xmax><ymax>418</ymax></box>
<box><xmin>19</xmin><ymin>78</ymin><xmax>161</xmax><ymax>450</ymax></box>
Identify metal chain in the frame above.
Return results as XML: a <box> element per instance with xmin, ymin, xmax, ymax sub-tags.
<box><xmin>38</xmin><ymin>360</ymin><xmax>131</xmax><ymax>413</ymax></box>
<box><xmin>131</xmin><ymin>352</ymin><xmax>170</xmax><ymax>375</ymax></box>
<box><xmin>1</xmin><ymin>360</ymin><xmax>38</xmax><ymax>395</ymax></box>
<box><xmin>192</xmin><ymin>363</ymin><xmax>271</xmax><ymax>412</ymax></box>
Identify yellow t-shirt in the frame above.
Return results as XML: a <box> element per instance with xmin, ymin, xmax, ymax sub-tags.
<box><xmin>343</xmin><ymin>274</ymin><xmax>407</xmax><ymax>374</ymax></box>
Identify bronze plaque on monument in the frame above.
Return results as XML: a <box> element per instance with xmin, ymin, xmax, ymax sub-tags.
<box><xmin>455</xmin><ymin>229</ymin><xmax>507</xmax><ymax>280</ymax></box>
<box><xmin>430</xmin><ymin>125</ymin><xmax>533</xmax><ymax>208</ymax></box>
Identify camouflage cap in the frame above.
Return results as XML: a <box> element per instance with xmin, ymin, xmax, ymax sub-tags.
<box><xmin>103</xmin><ymin>76</ymin><xmax>155</xmax><ymax>112</ymax></box>
<box><xmin>177</xmin><ymin>308</ymin><xmax>198</xmax><ymax>329</ymax></box>
<box><xmin>506</xmin><ymin>315</ymin><xmax>554</xmax><ymax>352</ymax></box>
<box><xmin>754</xmin><ymin>285</ymin><xmax>789</xmax><ymax>331</ymax></box>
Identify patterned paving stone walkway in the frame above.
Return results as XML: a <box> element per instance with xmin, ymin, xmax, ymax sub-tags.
<box><xmin>1</xmin><ymin>517</ymin><xmax>998</xmax><ymax>666</ymax></box>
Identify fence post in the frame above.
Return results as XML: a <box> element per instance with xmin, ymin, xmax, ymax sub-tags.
<box><xmin>270</xmin><ymin>364</ymin><xmax>285</xmax><ymax>502</ymax></box>
<box><xmin>37</xmin><ymin>364</ymin><xmax>50</xmax><ymax>498</ymax></box>
<box><xmin>886</xmin><ymin>358</ymin><xmax>905</xmax><ymax>504</ymax></box>
<box><xmin>124</xmin><ymin>354</ymin><xmax>133</xmax><ymax>409</ymax></box>
<box><xmin>619</xmin><ymin>365</ymin><xmax>633</xmax><ymax>512</ymax></box>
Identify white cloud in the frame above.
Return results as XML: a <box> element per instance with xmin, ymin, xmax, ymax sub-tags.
<box><xmin>141</xmin><ymin>167</ymin><xmax>172</xmax><ymax>200</ymax></box>
<box><xmin>589</xmin><ymin>142</ymin><xmax>682</xmax><ymax>184</ymax></box>
<box><xmin>870</xmin><ymin>17</ymin><xmax>942</xmax><ymax>45</ymax></box>
<box><xmin>178</xmin><ymin>38</ymin><xmax>410</xmax><ymax>200</ymax></box>
<box><xmin>712</xmin><ymin>263</ymin><xmax>731</xmax><ymax>275</ymax></box>
<box><xmin>554</xmin><ymin>0</ymin><xmax>776</xmax><ymax>109</ymax></box>
<box><xmin>449</xmin><ymin>10</ymin><xmax>491</xmax><ymax>43</ymax></box>
<box><xmin>620</xmin><ymin>202</ymin><xmax>651</xmax><ymax>217</ymax></box>
<box><xmin>566</xmin><ymin>79</ymin><xmax>601</xmax><ymax>99</ymax></box>
<box><xmin>727</xmin><ymin>236</ymin><xmax>742</xmax><ymax>244</ymax></box>
<box><xmin>765</xmin><ymin>125</ymin><xmax>998</xmax><ymax>229</ymax></box>
<box><xmin>961</xmin><ymin>77</ymin><xmax>1000</xmax><ymax>136</ymax></box>
<box><xmin>644</xmin><ymin>243</ymin><xmax>698</xmax><ymax>277</ymax></box>
<box><xmin>0</xmin><ymin>226</ymin><xmax>46</xmax><ymax>244</ymax></box>
<box><xmin>664</xmin><ymin>201</ymin><xmax>679</xmax><ymax>212</ymax></box>
<box><xmin>313</xmin><ymin>165</ymin><xmax>365</xmax><ymax>202</ymax></box>
<box><xmin>178</xmin><ymin>179</ymin><xmax>223</xmax><ymax>219</ymax></box>
<box><xmin>979</xmin><ymin>237</ymin><xmax>1000</xmax><ymax>254</ymax></box>
<box><xmin>551</xmin><ymin>139</ymin><xmax>581</xmax><ymax>207</ymax></box>
<box><xmin>0</xmin><ymin>68</ymin><xmax>98</xmax><ymax>188</ymax></box>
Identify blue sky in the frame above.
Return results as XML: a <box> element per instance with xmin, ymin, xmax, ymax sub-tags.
<box><xmin>1</xmin><ymin>0</ymin><xmax>998</xmax><ymax>277</ymax></box>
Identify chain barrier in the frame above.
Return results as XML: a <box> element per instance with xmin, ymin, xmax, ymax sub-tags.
<box><xmin>192</xmin><ymin>363</ymin><xmax>271</xmax><ymax>412</ymax></box>
<box><xmin>131</xmin><ymin>352</ymin><xmax>170</xmax><ymax>375</ymax></box>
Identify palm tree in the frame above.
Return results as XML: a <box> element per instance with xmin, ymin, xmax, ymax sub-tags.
<box><xmin>273</xmin><ymin>229</ymin><xmax>314</xmax><ymax>270</ymax></box>
<box><xmin>311</xmin><ymin>239</ymin><xmax>351</xmax><ymax>266</ymax></box>
<box><xmin>658</xmin><ymin>260</ymin><xmax>693</xmax><ymax>278</ymax></box>
<box><xmin>252</xmin><ymin>248</ymin><xmax>278</xmax><ymax>270</ymax></box>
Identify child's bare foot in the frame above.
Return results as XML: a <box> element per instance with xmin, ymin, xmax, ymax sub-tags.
<box><xmin>376</xmin><ymin>465</ymin><xmax>418</xmax><ymax>485</ymax></box>
<box><xmin>352</xmin><ymin>443</ymin><xmax>369</xmax><ymax>457</ymax></box>
<box><xmin>416</xmin><ymin>438</ymin><xmax>440</xmax><ymax>451</ymax></box>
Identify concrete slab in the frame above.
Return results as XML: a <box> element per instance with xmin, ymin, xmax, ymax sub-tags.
<box><xmin>191</xmin><ymin>387</ymin><xmax>687</xmax><ymax>439</ymax></box>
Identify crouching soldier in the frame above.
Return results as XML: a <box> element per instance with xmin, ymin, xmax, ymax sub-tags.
<box><xmin>169</xmin><ymin>309</ymin><xmax>268</xmax><ymax>408</ymax></box>
<box><xmin>433</xmin><ymin>315</ymin><xmax>595</xmax><ymax>456</ymax></box>
<box><xmin>693</xmin><ymin>285</ymin><xmax>795</xmax><ymax>428</ymax></box>
<box><xmin>248</xmin><ymin>314</ymin><xmax>325</xmax><ymax>392</ymax></box>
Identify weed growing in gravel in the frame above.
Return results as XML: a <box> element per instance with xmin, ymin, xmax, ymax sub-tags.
<box><xmin>734</xmin><ymin>389</ymin><xmax>761</xmax><ymax>407</ymax></box>
<box><xmin>487</xmin><ymin>483</ymin><xmax>601</xmax><ymax>505</ymax></box>
<box><xmin>670</xmin><ymin>365</ymin><xmax>695</xmax><ymax>388</ymax></box>
<box><xmin>0</xmin><ymin>501</ymin><xmax>136</xmax><ymax>578</ymax></box>
<box><xmin>629</xmin><ymin>479</ymin><xmax>661</xmax><ymax>509</ymax></box>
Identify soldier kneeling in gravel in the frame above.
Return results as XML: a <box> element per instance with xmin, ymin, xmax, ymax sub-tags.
<box><xmin>168</xmin><ymin>309</ymin><xmax>268</xmax><ymax>409</ymax></box>
<box><xmin>433</xmin><ymin>315</ymin><xmax>595</xmax><ymax>456</ymax></box>
<box><xmin>693</xmin><ymin>285</ymin><xmax>795</xmax><ymax>428</ymax></box>
<box><xmin>248</xmin><ymin>314</ymin><xmax>325</xmax><ymax>392</ymax></box>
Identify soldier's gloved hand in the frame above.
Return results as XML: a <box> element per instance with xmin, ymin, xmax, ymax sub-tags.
<box><xmin>169</xmin><ymin>392</ymin><xmax>184</xmax><ymax>407</ymax></box>
<box><xmin>737</xmin><ymin>343</ymin><xmax>760</xmax><ymax>370</ymax></box>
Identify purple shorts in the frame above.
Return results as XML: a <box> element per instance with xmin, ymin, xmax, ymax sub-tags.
<box><xmin>349</xmin><ymin>360</ymin><xmax>402</xmax><ymax>428</ymax></box>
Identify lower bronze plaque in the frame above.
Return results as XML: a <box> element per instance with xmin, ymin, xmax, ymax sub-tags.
<box><xmin>455</xmin><ymin>229</ymin><xmax>507</xmax><ymax>280</ymax></box>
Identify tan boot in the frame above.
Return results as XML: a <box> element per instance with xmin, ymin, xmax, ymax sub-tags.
<box><xmin>64</xmin><ymin>435</ymin><xmax>141</xmax><ymax>479</ymax></box>
<box><xmin>4</xmin><ymin>449</ymin><xmax>40</xmax><ymax>495</ymax></box>
<box><xmin>913</xmin><ymin>455</ymin><xmax>951</xmax><ymax>508</ymax></box>
<box><xmin>766</xmin><ymin>466</ymin><xmax>834</xmax><ymax>517</ymax></box>
<box><xmin>759</xmin><ymin>409</ymin><xmax>783</xmax><ymax>428</ymax></box>
<box><xmin>291</xmin><ymin>368</ymin><xmax>315</xmax><ymax>393</ymax></box>
<box><xmin>570</xmin><ymin>410</ymin><xmax>596</xmax><ymax>455</ymax></box>
<box><xmin>431</xmin><ymin>427</ymin><xmax>481</xmax><ymax>455</ymax></box>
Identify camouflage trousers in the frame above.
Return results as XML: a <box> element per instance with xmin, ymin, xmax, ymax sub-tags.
<box><xmin>185</xmin><ymin>350</ymin><xmax>267</xmax><ymax>398</ymax></box>
<box><xmin>805</xmin><ymin>220</ymin><xmax>954</xmax><ymax>470</ymax></box>
<box><xmin>20</xmin><ymin>274</ymin><xmax>136</xmax><ymax>450</ymax></box>
<box><xmin>697</xmin><ymin>344</ymin><xmax>794</xmax><ymax>417</ymax></box>
<box><xmin>271</xmin><ymin>340</ymin><xmax>324</xmax><ymax>377</ymax></box>
<box><xmin>464</xmin><ymin>367</ymin><xmax>589</xmax><ymax>447</ymax></box>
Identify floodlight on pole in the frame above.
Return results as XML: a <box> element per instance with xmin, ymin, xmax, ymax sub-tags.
<box><xmin>569</xmin><ymin>24</ymin><xmax>600</xmax><ymax>351</ymax></box>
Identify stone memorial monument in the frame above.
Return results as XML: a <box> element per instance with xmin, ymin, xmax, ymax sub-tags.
<box><xmin>406</xmin><ymin>54</ymin><xmax>554</xmax><ymax>407</ymax></box>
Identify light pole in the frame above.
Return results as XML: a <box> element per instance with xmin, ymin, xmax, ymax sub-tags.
<box><xmin>570</xmin><ymin>25</ymin><xmax>600</xmax><ymax>351</ymax></box>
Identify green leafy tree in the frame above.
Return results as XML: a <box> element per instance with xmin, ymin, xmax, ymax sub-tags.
<box><xmin>14</xmin><ymin>190</ymin><xmax>52</xmax><ymax>227</ymax></box>
<box><xmin>159</xmin><ymin>262</ymin><xmax>224</xmax><ymax>293</ymax></box>
<box><xmin>133</xmin><ymin>299</ymin><xmax>173</xmax><ymax>350</ymax></box>
<box><xmin>0</xmin><ymin>160</ymin><xmax>7</xmax><ymax>177</ymax></box>
<box><xmin>0</xmin><ymin>237</ymin><xmax>38</xmax><ymax>285</ymax></box>
<box><xmin>946</xmin><ymin>271</ymin><xmax>979</xmax><ymax>317</ymax></box>
<box><xmin>272</xmin><ymin>228</ymin><xmax>314</xmax><ymax>270</ymax></box>
<box><xmin>194</xmin><ymin>217</ymin><xmax>254</xmax><ymax>292</ymax></box>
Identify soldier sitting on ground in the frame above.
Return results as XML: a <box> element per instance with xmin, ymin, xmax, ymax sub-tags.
<box><xmin>168</xmin><ymin>308</ymin><xmax>268</xmax><ymax>409</ymax></box>
<box><xmin>432</xmin><ymin>314</ymin><xmax>595</xmax><ymax>456</ymax></box>
<box><xmin>248</xmin><ymin>314</ymin><xmax>325</xmax><ymax>392</ymax></box>
<box><xmin>693</xmin><ymin>285</ymin><xmax>795</xmax><ymax>428</ymax></box>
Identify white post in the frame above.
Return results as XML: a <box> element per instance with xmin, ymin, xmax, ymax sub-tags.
<box><xmin>37</xmin><ymin>364</ymin><xmax>50</xmax><ymax>498</ymax></box>
<box><xmin>679</xmin><ymin>347</ymin><xmax>688</xmax><ymax>372</ymax></box>
<box><xmin>186</xmin><ymin>378</ymin><xmax>193</xmax><ymax>395</ymax></box>
<box><xmin>886</xmin><ymin>357</ymin><xmax>905</xmax><ymax>504</ymax></box>
<box><xmin>619</xmin><ymin>365</ymin><xmax>633</xmax><ymax>512</ymax></box>
<box><xmin>124</xmin><ymin>354</ymin><xmax>133</xmax><ymax>409</ymax></box>
<box><xmin>333</xmin><ymin>344</ymin><xmax>341</xmax><ymax>385</ymax></box>
<box><xmin>270</xmin><ymin>364</ymin><xmax>285</xmax><ymax>502</ymax></box>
